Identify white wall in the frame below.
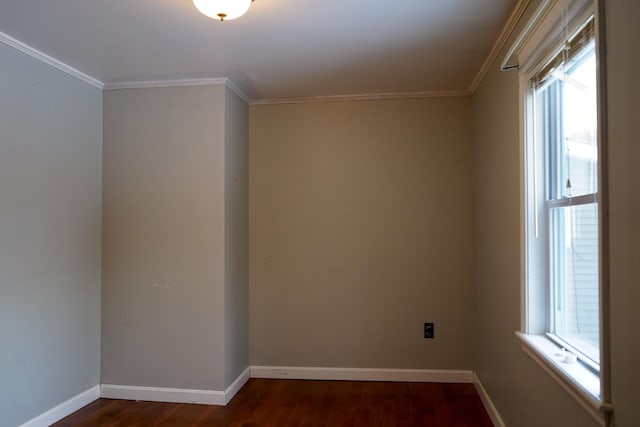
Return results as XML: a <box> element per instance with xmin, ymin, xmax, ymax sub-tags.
<box><xmin>0</xmin><ymin>43</ymin><xmax>102</xmax><ymax>427</ymax></box>
<box><xmin>249</xmin><ymin>98</ymin><xmax>475</xmax><ymax>369</ymax></box>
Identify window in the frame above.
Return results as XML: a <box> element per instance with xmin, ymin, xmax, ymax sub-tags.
<box><xmin>504</xmin><ymin>0</ymin><xmax>611</xmax><ymax>423</ymax></box>
<box><xmin>534</xmin><ymin>20</ymin><xmax>600</xmax><ymax>367</ymax></box>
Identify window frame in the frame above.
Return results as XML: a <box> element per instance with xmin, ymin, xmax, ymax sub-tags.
<box><xmin>505</xmin><ymin>0</ymin><xmax>612</xmax><ymax>424</ymax></box>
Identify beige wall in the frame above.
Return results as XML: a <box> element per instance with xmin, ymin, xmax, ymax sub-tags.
<box><xmin>249</xmin><ymin>98</ymin><xmax>474</xmax><ymax>369</ymax></box>
<box><xmin>0</xmin><ymin>43</ymin><xmax>102</xmax><ymax>427</ymax></box>
<box><xmin>472</xmin><ymin>0</ymin><xmax>640</xmax><ymax>425</ymax></box>
<box><xmin>102</xmin><ymin>85</ymin><xmax>228</xmax><ymax>390</ymax></box>
<box><xmin>605</xmin><ymin>0</ymin><xmax>640</xmax><ymax>425</ymax></box>
<box><xmin>102</xmin><ymin>83</ymin><xmax>250</xmax><ymax>391</ymax></box>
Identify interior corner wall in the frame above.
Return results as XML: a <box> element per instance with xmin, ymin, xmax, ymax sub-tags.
<box><xmin>101</xmin><ymin>85</ymin><xmax>228</xmax><ymax>391</ymax></box>
<box><xmin>249</xmin><ymin>97</ymin><xmax>474</xmax><ymax>369</ymax></box>
<box><xmin>472</xmin><ymin>0</ymin><xmax>640</xmax><ymax>425</ymax></box>
<box><xmin>224</xmin><ymin>87</ymin><xmax>250</xmax><ymax>387</ymax></box>
<box><xmin>0</xmin><ymin>43</ymin><xmax>102</xmax><ymax>427</ymax></box>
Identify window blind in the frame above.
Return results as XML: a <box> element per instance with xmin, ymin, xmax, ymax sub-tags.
<box><xmin>531</xmin><ymin>17</ymin><xmax>595</xmax><ymax>89</ymax></box>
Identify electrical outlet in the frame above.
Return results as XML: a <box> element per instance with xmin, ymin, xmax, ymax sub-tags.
<box><xmin>424</xmin><ymin>322</ymin><xmax>434</xmax><ymax>339</ymax></box>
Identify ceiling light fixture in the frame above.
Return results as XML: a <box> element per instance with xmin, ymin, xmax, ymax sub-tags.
<box><xmin>192</xmin><ymin>0</ymin><xmax>254</xmax><ymax>21</ymax></box>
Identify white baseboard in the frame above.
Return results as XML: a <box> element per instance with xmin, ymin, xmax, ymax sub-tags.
<box><xmin>100</xmin><ymin>384</ymin><xmax>226</xmax><ymax>405</ymax></box>
<box><xmin>224</xmin><ymin>367</ymin><xmax>251</xmax><ymax>404</ymax></box>
<box><xmin>19</xmin><ymin>367</ymin><xmax>482</xmax><ymax>425</ymax></box>
<box><xmin>100</xmin><ymin>367</ymin><xmax>251</xmax><ymax>406</ymax></box>
<box><xmin>473</xmin><ymin>372</ymin><xmax>506</xmax><ymax>427</ymax></box>
<box><xmin>19</xmin><ymin>385</ymin><xmax>100</xmax><ymax>427</ymax></box>
<box><xmin>250</xmin><ymin>366</ymin><xmax>474</xmax><ymax>383</ymax></box>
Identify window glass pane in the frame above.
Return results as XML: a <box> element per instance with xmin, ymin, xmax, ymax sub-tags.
<box><xmin>550</xmin><ymin>203</ymin><xmax>600</xmax><ymax>363</ymax></box>
<box><xmin>561</xmin><ymin>45</ymin><xmax>598</xmax><ymax>198</ymax></box>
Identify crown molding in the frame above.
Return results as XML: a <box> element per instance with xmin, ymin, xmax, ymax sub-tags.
<box><xmin>251</xmin><ymin>89</ymin><xmax>470</xmax><ymax>105</ymax></box>
<box><xmin>468</xmin><ymin>0</ymin><xmax>533</xmax><ymax>94</ymax></box>
<box><xmin>0</xmin><ymin>31</ymin><xmax>104</xmax><ymax>89</ymax></box>
<box><xmin>2</xmin><ymin>1</ymin><xmax>532</xmax><ymax>103</ymax></box>
<box><xmin>103</xmin><ymin>78</ymin><xmax>228</xmax><ymax>90</ymax></box>
<box><xmin>224</xmin><ymin>79</ymin><xmax>251</xmax><ymax>104</ymax></box>
<box><xmin>103</xmin><ymin>77</ymin><xmax>251</xmax><ymax>103</ymax></box>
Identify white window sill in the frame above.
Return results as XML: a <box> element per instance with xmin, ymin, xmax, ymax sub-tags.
<box><xmin>515</xmin><ymin>331</ymin><xmax>612</xmax><ymax>426</ymax></box>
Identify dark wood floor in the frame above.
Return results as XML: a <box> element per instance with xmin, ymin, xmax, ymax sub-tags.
<box><xmin>53</xmin><ymin>379</ymin><xmax>493</xmax><ymax>427</ymax></box>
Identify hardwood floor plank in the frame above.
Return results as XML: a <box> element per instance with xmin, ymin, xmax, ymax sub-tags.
<box><xmin>53</xmin><ymin>379</ymin><xmax>493</xmax><ymax>427</ymax></box>
<box><xmin>53</xmin><ymin>399</ymin><xmax>129</xmax><ymax>427</ymax></box>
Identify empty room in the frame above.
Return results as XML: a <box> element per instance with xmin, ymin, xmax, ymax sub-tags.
<box><xmin>0</xmin><ymin>0</ymin><xmax>638</xmax><ymax>426</ymax></box>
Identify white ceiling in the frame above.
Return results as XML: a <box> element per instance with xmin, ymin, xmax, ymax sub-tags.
<box><xmin>0</xmin><ymin>0</ymin><xmax>517</xmax><ymax>101</ymax></box>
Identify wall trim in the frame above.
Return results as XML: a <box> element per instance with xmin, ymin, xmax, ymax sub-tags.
<box><xmin>473</xmin><ymin>372</ymin><xmax>506</xmax><ymax>427</ymax></box>
<box><xmin>224</xmin><ymin>367</ymin><xmax>252</xmax><ymax>404</ymax></box>
<box><xmin>100</xmin><ymin>384</ymin><xmax>226</xmax><ymax>406</ymax></box>
<box><xmin>250</xmin><ymin>90</ymin><xmax>470</xmax><ymax>105</ymax></box>
<box><xmin>103</xmin><ymin>77</ymin><xmax>228</xmax><ymax>91</ymax></box>
<box><xmin>250</xmin><ymin>366</ymin><xmax>474</xmax><ymax>383</ymax></box>
<box><xmin>0</xmin><ymin>29</ymin><xmax>469</xmax><ymax>103</ymax></box>
<box><xmin>19</xmin><ymin>385</ymin><xmax>100</xmax><ymax>427</ymax></box>
<box><xmin>2</xmin><ymin>0</ymin><xmax>535</xmax><ymax>102</ymax></box>
<box><xmin>0</xmin><ymin>31</ymin><xmax>103</xmax><ymax>89</ymax></box>
<box><xmin>100</xmin><ymin>367</ymin><xmax>251</xmax><ymax>406</ymax></box>
<box><xmin>0</xmin><ymin>29</ymin><xmax>250</xmax><ymax>103</ymax></box>
<box><xmin>103</xmin><ymin>78</ymin><xmax>251</xmax><ymax>104</ymax></box>
<box><xmin>224</xmin><ymin>79</ymin><xmax>251</xmax><ymax>104</ymax></box>
<box><xmin>469</xmin><ymin>0</ymin><xmax>532</xmax><ymax>94</ymax></box>
<box><xmin>20</xmin><ymin>367</ymin><xmax>483</xmax><ymax>424</ymax></box>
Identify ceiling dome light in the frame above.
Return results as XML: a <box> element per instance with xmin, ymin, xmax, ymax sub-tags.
<box><xmin>193</xmin><ymin>0</ymin><xmax>253</xmax><ymax>21</ymax></box>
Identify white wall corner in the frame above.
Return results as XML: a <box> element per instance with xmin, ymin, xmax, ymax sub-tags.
<box><xmin>19</xmin><ymin>385</ymin><xmax>100</xmax><ymax>427</ymax></box>
<box><xmin>250</xmin><ymin>366</ymin><xmax>474</xmax><ymax>383</ymax></box>
<box><xmin>473</xmin><ymin>372</ymin><xmax>507</xmax><ymax>427</ymax></box>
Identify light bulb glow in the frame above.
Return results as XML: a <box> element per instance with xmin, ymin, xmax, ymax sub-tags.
<box><xmin>193</xmin><ymin>0</ymin><xmax>252</xmax><ymax>21</ymax></box>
